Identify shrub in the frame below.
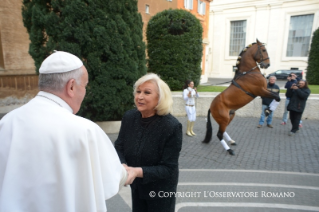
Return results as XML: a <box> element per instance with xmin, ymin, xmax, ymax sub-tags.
<box><xmin>146</xmin><ymin>9</ymin><xmax>203</xmax><ymax>90</ymax></box>
<box><xmin>22</xmin><ymin>0</ymin><xmax>146</xmax><ymax>121</ymax></box>
<box><xmin>306</xmin><ymin>27</ymin><xmax>319</xmax><ymax>85</ymax></box>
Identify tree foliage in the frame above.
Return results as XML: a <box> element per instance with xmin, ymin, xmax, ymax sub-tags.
<box><xmin>146</xmin><ymin>9</ymin><xmax>203</xmax><ymax>90</ymax></box>
<box><xmin>22</xmin><ymin>0</ymin><xmax>146</xmax><ymax>121</ymax></box>
<box><xmin>306</xmin><ymin>27</ymin><xmax>319</xmax><ymax>85</ymax></box>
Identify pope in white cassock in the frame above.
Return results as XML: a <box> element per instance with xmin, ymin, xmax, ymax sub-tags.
<box><xmin>0</xmin><ymin>51</ymin><xmax>128</xmax><ymax>212</ymax></box>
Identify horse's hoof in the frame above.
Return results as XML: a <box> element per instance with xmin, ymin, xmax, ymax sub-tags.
<box><xmin>230</xmin><ymin>140</ymin><xmax>236</xmax><ymax>146</ymax></box>
<box><xmin>265</xmin><ymin>111</ymin><xmax>270</xmax><ymax>117</ymax></box>
<box><xmin>227</xmin><ymin>149</ymin><xmax>235</xmax><ymax>155</ymax></box>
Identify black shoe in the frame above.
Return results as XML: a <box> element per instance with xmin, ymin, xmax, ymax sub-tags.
<box><xmin>288</xmin><ymin>131</ymin><xmax>295</xmax><ymax>136</ymax></box>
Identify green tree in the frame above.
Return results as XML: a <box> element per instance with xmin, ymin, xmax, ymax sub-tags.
<box><xmin>146</xmin><ymin>9</ymin><xmax>203</xmax><ymax>90</ymax></box>
<box><xmin>22</xmin><ymin>0</ymin><xmax>146</xmax><ymax>121</ymax></box>
<box><xmin>306</xmin><ymin>27</ymin><xmax>319</xmax><ymax>85</ymax></box>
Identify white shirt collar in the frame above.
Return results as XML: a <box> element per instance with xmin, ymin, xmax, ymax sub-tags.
<box><xmin>36</xmin><ymin>91</ymin><xmax>73</xmax><ymax>114</ymax></box>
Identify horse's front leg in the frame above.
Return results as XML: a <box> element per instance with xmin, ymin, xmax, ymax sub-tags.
<box><xmin>259</xmin><ymin>89</ymin><xmax>281</xmax><ymax>102</ymax></box>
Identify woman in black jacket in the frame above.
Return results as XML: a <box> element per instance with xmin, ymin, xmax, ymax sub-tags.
<box><xmin>286</xmin><ymin>79</ymin><xmax>311</xmax><ymax>135</ymax></box>
<box><xmin>114</xmin><ymin>73</ymin><xmax>182</xmax><ymax>212</ymax></box>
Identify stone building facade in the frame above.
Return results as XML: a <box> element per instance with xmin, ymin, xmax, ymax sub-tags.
<box><xmin>0</xmin><ymin>0</ymin><xmax>37</xmax><ymax>92</ymax></box>
<box><xmin>205</xmin><ymin>0</ymin><xmax>319</xmax><ymax>79</ymax></box>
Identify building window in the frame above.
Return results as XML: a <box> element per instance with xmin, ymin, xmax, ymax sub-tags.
<box><xmin>286</xmin><ymin>14</ymin><xmax>314</xmax><ymax>57</ymax></box>
<box><xmin>145</xmin><ymin>5</ymin><xmax>149</xmax><ymax>14</ymax></box>
<box><xmin>184</xmin><ymin>0</ymin><xmax>193</xmax><ymax>10</ymax></box>
<box><xmin>229</xmin><ymin>20</ymin><xmax>247</xmax><ymax>56</ymax></box>
<box><xmin>197</xmin><ymin>0</ymin><xmax>206</xmax><ymax>15</ymax></box>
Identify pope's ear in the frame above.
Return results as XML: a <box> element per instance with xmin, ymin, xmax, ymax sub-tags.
<box><xmin>66</xmin><ymin>79</ymin><xmax>76</xmax><ymax>97</ymax></box>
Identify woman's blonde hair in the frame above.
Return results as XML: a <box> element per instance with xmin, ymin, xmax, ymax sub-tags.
<box><xmin>133</xmin><ymin>73</ymin><xmax>173</xmax><ymax>116</ymax></box>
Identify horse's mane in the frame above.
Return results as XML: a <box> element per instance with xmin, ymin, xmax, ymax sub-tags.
<box><xmin>233</xmin><ymin>42</ymin><xmax>257</xmax><ymax>78</ymax></box>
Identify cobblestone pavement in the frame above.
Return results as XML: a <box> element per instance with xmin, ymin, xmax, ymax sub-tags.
<box><xmin>106</xmin><ymin>116</ymin><xmax>319</xmax><ymax>212</ymax></box>
<box><xmin>1</xmin><ymin>112</ymin><xmax>318</xmax><ymax>211</ymax></box>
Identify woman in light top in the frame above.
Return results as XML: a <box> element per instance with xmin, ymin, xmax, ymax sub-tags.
<box><xmin>183</xmin><ymin>80</ymin><xmax>199</xmax><ymax>136</ymax></box>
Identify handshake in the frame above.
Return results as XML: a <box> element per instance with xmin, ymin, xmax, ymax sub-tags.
<box><xmin>122</xmin><ymin>164</ymin><xmax>141</xmax><ymax>186</ymax></box>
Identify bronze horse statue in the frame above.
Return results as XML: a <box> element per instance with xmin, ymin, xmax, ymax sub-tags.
<box><xmin>202</xmin><ymin>39</ymin><xmax>280</xmax><ymax>155</ymax></box>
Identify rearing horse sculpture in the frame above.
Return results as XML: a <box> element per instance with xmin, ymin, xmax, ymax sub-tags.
<box><xmin>202</xmin><ymin>39</ymin><xmax>280</xmax><ymax>155</ymax></box>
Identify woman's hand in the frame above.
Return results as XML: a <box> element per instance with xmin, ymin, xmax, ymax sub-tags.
<box><xmin>291</xmin><ymin>84</ymin><xmax>299</xmax><ymax>90</ymax></box>
<box><xmin>124</xmin><ymin>167</ymin><xmax>143</xmax><ymax>186</ymax></box>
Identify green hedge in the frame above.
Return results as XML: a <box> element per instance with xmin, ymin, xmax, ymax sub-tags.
<box><xmin>146</xmin><ymin>9</ymin><xmax>203</xmax><ymax>90</ymax></box>
<box><xmin>306</xmin><ymin>27</ymin><xmax>319</xmax><ymax>85</ymax></box>
<box><xmin>22</xmin><ymin>0</ymin><xmax>146</xmax><ymax>121</ymax></box>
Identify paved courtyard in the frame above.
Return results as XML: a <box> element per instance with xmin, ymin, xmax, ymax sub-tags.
<box><xmin>106</xmin><ymin>116</ymin><xmax>319</xmax><ymax>212</ymax></box>
<box><xmin>1</xmin><ymin>108</ymin><xmax>318</xmax><ymax>211</ymax></box>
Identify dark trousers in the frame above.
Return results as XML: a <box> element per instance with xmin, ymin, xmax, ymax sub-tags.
<box><xmin>131</xmin><ymin>188</ymin><xmax>176</xmax><ymax>212</ymax></box>
<box><xmin>289</xmin><ymin>111</ymin><xmax>302</xmax><ymax>132</ymax></box>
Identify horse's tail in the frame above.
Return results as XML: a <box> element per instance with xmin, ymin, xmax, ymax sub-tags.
<box><xmin>202</xmin><ymin>109</ymin><xmax>213</xmax><ymax>143</ymax></box>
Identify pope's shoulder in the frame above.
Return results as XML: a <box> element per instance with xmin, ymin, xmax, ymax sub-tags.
<box><xmin>0</xmin><ymin>103</ymin><xmax>104</xmax><ymax>135</ymax></box>
<box><xmin>71</xmin><ymin>114</ymin><xmax>103</xmax><ymax>131</ymax></box>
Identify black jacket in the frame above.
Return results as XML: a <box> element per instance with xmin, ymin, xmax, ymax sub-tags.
<box><xmin>284</xmin><ymin>78</ymin><xmax>299</xmax><ymax>98</ymax></box>
<box><xmin>114</xmin><ymin>109</ymin><xmax>182</xmax><ymax>200</ymax></box>
<box><xmin>287</xmin><ymin>87</ymin><xmax>311</xmax><ymax>113</ymax></box>
<box><xmin>262</xmin><ymin>83</ymin><xmax>280</xmax><ymax>106</ymax></box>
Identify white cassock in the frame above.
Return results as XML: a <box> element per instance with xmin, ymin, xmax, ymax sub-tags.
<box><xmin>0</xmin><ymin>91</ymin><xmax>126</xmax><ymax>212</ymax></box>
<box><xmin>183</xmin><ymin>87</ymin><xmax>199</xmax><ymax>122</ymax></box>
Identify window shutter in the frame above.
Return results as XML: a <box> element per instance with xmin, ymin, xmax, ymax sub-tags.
<box><xmin>286</xmin><ymin>14</ymin><xmax>314</xmax><ymax>57</ymax></box>
<box><xmin>203</xmin><ymin>2</ymin><xmax>206</xmax><ymax>15</ymax></box>
<box><xmin>198</xmin><ymin>0</ymin><xmax>201</xmax><ymax>13</ymax></box>
<box><xmin>229</xmin><ymin>20</ymin><xmax>247</xmax><ymax>56</ymax></box>
<box><xmin>190</xmin><ymin>0</ymin><xmax>193</xmax><ymax>10</ymax></box>
<box><xmin>184</xmin><ymin>0</ymin><xmax>187</xmax><ymax>8</ymax></box>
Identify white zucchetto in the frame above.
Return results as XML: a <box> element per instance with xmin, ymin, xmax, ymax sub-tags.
<box><xmin>39</xmin><ymin>50</ymin><xmax>83</xmax><ymax>74</ymax></box>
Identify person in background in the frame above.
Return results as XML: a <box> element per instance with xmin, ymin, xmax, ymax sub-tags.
<box><xmin>183</xmin><ymin>80</ymin><xmax>199</xmax><ymax>136</ymax></box>
<box><xmin>281</xmin><ymin>73</ymin><xmax>300</xmax><ymax>125</ymax></box>
<box><xmin>114</xmin><ymin>73</ymin><xmax>182</xmax><ymax>212</ymax></box>
<box><xmin>287</xmin><ymin>79</ymin><xmax>310</xmax><ymax>136</ymax></box>
<box><xmin>257</xmin><ymin>76</ymin><xmax>280</xmax><ymax>128</ymax></box>
<box><xmin>0</xmin><ymin>51</ymin><xmax>128</xmax><ymax>212</ymax></box>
